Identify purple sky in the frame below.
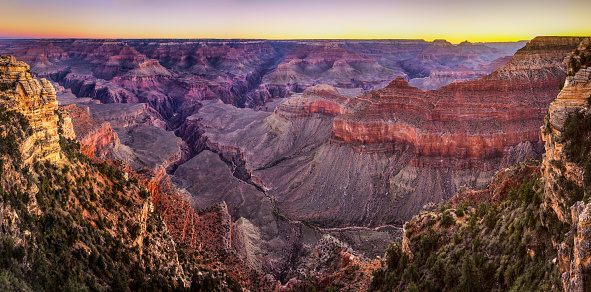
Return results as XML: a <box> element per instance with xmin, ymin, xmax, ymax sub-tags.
<box><xmin>1</xmin><ymin>0</ymin><xmax>590</xmax><ymax>41</ymax></box>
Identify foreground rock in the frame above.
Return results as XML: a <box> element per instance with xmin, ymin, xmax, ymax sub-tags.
<box><xmin>540</xmin><ymin>39</ymin><xmax>591</xmax><ymax>291</ymax></box>
<box><xmin>0</xmin><ymin>55</ymin><xmax>271</xmax><ymax>290</ymax></box>
<box><xmin>0</xmin><ymin>55</ymin><xmax>61</xmax><ymax>164</ymax></box>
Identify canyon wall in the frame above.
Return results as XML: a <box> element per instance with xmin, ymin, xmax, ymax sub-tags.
<box><xmin>183</xmin><ymin>37</ymin><xmax>584</xmax><ymax>232</ymax></box>
<box><xmin>540</xmin><ymin>39</ymin><xmax>591</xmax><ymax>291</ymax></box>
<box><xmin>0</xmin><ymin>55</ymin><xmax>61</xmax><ymax>164</ymax></box>
<box><xmin>332</xmin><ymin>37</ymin><xmax>586</xmax><ymax>165</ymax></box>
<box><xmin>0</xmin><ymin>38</ymin><xmax>523</xmax><ymax>120</ymax></box>
<box><xmin>0</xmin><ymin>37</ymin><xmax>578</xmax><ymax>285</ymax></box>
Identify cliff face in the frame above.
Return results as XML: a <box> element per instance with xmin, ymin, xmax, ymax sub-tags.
<box><xmin>60</xmin><ymin>103</ymin><xmax>119</xmax><ymax>158</ymax></box>
<box><xmin>332</xmin><ymin>37</ymin><xmax>586</xmax><ymax>166</ymax></box>
<box><xmin>0</xmin><ymin>55</ymin><xmax>61</xmax><ymax>164</ymax></box>
<box><xmin>370</xmin><ymin>37</ymin><xmax>591</xmax><ymax>292</ymax></box>
<box><xmin>540</xmin><ymin>39</ymin><xmax>591</xmax><ymax>291</ymax></box>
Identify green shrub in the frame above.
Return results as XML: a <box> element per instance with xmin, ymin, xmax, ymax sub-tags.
<box><xmin>455</xmin><ymin>206</ymin><xmax>465</xmax><ymax>217</ymax></box>
<box><xmin>139</xmin><ymin>187</ymin><xmax>150</xmax><ymax>199</ymax></box>
<box><xmin>441</xmin><ymin>210</ymin><xmax>456</xmax><ymax>228</ymax></box>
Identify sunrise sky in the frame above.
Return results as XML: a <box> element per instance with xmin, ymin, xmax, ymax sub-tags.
<box><xmin>1</xmin><ymin>0</ymin><xmax>590</xmax><ymax>42</ymax></box>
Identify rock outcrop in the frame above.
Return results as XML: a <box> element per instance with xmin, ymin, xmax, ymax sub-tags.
<box><xmin>60</xmin><ymin>103</ymin><xmax>119</xmax><ymax>158</ymax></box>
<box><xmin>540</xmin><ymin>38</ymin><xmax>591</xmax><ymax>291</ymax></box>
<box><xmin>0</xmin><ymin>55</ymin><xmax>61</xmax><ymax>164</ymax></box>
<box><xmin>408</xmin><ymin>56</ymin><xmax>512</xmax><ymax>90</ymax></box>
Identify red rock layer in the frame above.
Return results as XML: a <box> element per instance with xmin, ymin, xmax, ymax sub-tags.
<box><xmin>274</xmin><ymin>84</ymin><xmax>366</xmax><ymax>118</ymax></box>
<box><xmin>60</xmin><ymin>104</ymin><xmax>119</xmax><ymax>157</ymax></box>
<box><xmin>331</xmin><ymin>37</ymin><xmax>587</xmax><ymax>163</ymax></box>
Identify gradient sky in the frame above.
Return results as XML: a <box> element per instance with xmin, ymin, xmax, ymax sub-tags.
<box><xmin>1</xmin><ymin>0</ymin><xmax>590</xmax><ymax>42</ymax></box>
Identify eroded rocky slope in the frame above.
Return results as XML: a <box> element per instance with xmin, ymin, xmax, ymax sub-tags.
<box><xmin>186</xmin><ymin>37</ymin><xmax>582</xmax><ymax>228</ymax></box>
<box><xmin>0</xmin><ymin>37</ymin><xmax>576</xmax><ymax>288</ymax></box>
<box><xmin>371</xmin><ymin>37</ymin><xmax>591</xmax><ymax>292</ymax></box>
<box><xmin>0</xmin><ymin>55</ymin><xmax>279</xmax><ymax>291</ymax></box>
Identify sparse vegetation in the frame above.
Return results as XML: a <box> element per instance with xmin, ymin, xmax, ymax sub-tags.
<box><xmin>0</xmin><ymin>104</ymin><xmax>237</xmax><ymax>291</ymax></box>
<box><xmin>371</xmin><ymin>171</ymin><xmax>562</xmax><ymax>291</ymax></box>
<box><xmin>566</xmin><ymin>44</ymin><xmax>591</xmax><ymax>76</ymax></box>
<box><xmin>560</xmin><ymin>110</ymin><xmax>591</xmax><ymax>202</ymax></box>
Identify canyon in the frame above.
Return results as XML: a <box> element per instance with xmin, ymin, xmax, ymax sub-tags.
<box><xmin>371</xmin><ymin>37</ymin><xmax>591</xmax><ymax>292</ymax></box>
<box><xmin>0</xmin><ymin>36</ymin><xmax>586</xmax><ymax>288</ymax></box>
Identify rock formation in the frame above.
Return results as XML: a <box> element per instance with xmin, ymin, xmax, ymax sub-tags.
<box><xmin>370</xmin><ymin>37</ymin><xmax>591</xmax><ymax>292</ymax></box>
<box><xmin>184</xmin><ymin>37</ymin><xmax>580</xmax><ymax>231</ymax></box>
<box><xmin>408</xmin><ymin>56</ymin><xmax>512</xmax><ymax>90</ymax></box>
<box><xmin>332</xmin><ymin>37</ymin><xmax>586</xmax><ymax>164</ymax></box>
<box><xmin>0</xmin><ymin>38</ymin><xmax>524</xmax><ymax>120</ymax></box>
<box><xmin>540</xmin><ymin>38</ymin><xmax>591</xmax><ymax>291</ymax></box>
<box><xmin>1</xmin><ymin>37</ymin><xmax>576</xmax><ymax>287</ymax></box>
<box><xmin>0</xmin><ymin>55</ymin><xmax>61</xmax><ymax>164</ymax></box>
<box><xmin>0</xmin><ymin>55</ymin><xmax>195</xmax><ymax>290</ymax></box>
<box><xmin>60</xmin><ymin>104</ymin><xmax>120</xmax><ymax>158</ymax></box>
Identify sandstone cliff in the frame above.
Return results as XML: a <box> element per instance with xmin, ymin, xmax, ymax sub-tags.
<box><xmin>540</xmin><ymin>38</ymin><xmax>591</xmax><ymax>291</ymax></box>
<box><xmin>0</xmin><ymin>55</ymin><xmax>61</xmax><ymax>164</ymax></box>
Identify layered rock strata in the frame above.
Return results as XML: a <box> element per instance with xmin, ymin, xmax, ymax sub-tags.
<box><xmin>0</xmin><ymin>55</ymin><xmax>61</xmax><ymax>164</ymax></box>
<box><xmin>0</xmin><ymin>38</ymin><xmax>525</xmax><ymax>123</ymax></box>
<box><xmin>179</xmin><ymin>37</ymin><xmax>583</xmax><ymax>232</ymax></box>
<box><xmin>540</xmin><ymin>39</ymin><xmax>591</xmax><ymax>291</ymax></box>
<box><xmin>332</xmin><ymin>37</ymin><xmax>587</xmax><ymax>168</ymax></box>
<box><xmin>60</xmin><ymin>104</ymin><xmax>119</xmax><ymax>158</ymax></box>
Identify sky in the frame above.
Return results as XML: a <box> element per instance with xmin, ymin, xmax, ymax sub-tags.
<box><xmin>0</xmin><ymin>0</ymin><xmax>590</xmax><ymax>42</ymax></box>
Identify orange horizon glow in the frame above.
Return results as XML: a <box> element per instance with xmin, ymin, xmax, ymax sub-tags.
<box><xmin>1</xmin><ymin>0</ymin><xmax>590</xmax><ymax>44</ymax></box>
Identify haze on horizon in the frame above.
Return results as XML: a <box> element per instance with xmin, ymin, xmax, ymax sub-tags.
<box><xmin>1</xmin><ymin>0</ymin><xmax>590</xmax><ymax>43</ymax></box>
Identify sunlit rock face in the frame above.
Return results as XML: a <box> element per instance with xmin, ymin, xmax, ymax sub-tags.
<box><xmin>532</xmin><ymin>38</ymin><xmax>591</xmax><ymax>292</ymax></box>
<box><xmin>0</xmin><ymin>55</ymin><xmax>62</xmax><ymax>164</ymax></box>
<box><xmin>332</xmin><ymin>37</ymin><xmax>586</xmax><ymax>163</ymax></box>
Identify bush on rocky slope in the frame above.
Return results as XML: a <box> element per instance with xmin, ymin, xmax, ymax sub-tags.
<box><xmin>567</xmin><ymin>40</ymin><xmax>591</xmax><ymax>76</ymax></box>
<box><xmin>0</xmin><ymin>104</ymin><xmax>238</xmax><ymax>291</ymax></box>
<box><xmin>562</xmin><ymin>110</ymin><xmax>591</xmax><ymax>195</ymax></box>
<box><xmin>371</xmin><ymin>162</ymin><xmax>564</xmax><ymax>291</ymax></box>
